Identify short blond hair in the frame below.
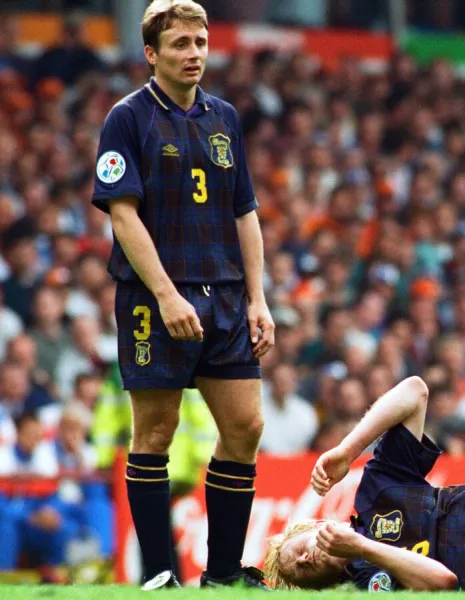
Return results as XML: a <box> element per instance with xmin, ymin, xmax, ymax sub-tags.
<box><xmin>142</xmin><ymin>0</ymin><xmax>208</xmax><ymax>50</ymax></box>
<box><xmin>264</xmin><ymin>519</ymin><xmax>330</xmax><ymax>590</ymax></box>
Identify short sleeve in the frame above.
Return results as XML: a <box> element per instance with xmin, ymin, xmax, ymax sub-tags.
<box><xmin>343</xmin><ymin>561</ymin><xmax>400</xmax><ymax>592</ymax></box>
<box><xmin>355</xmin><ymin>424</ymin><xmax>441</xmax><ymax>513</ymax></box>
<box><xmin>232</xmin><ymin>110</ymin><xmax>258</xmax><ymax>218</ymax></box>
<box><xmin>92</xmin><ymin>103</ymin><xmax>145</xmax><ymax>213</ymax></box>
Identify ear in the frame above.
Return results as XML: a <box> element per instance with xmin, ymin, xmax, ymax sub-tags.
<box><xmin>144</xmin><ymin>45</ymin><xmax>158</xmax><ymax>67</ymax></box>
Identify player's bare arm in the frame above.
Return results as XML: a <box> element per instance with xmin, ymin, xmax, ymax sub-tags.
<box><xmin>312</xmin><ymin>376</ymin><xmax>428</xmax><ymax>496</ymax></box>
<box><xmin>236</xmin><ymin>210</ymin><xmax>275</xmax><ymax>358</ymax></box>
<box><xmin>109</xmin><ymin>196</ymin><xmax>203</xmax><ymax>342</ymax></box>
<box><xmin>316</xmin><ymin>522</ymin><xmax>457</xmax><ymax>591</ymax></box>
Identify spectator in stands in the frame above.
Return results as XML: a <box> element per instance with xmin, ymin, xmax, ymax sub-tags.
<box><xmin>53</xmin><ymin>404</ymin><xmax>95</xmax><ymax>474</ymax></box>
<box><xmin>332</xmin><ymin>377</ymin><xmax>369</xmax><ymax>421</ymax></box>
<box><xmin>0</xmin><ymin>362</ymin><xmax>54</xmax><ymax>419</ymax></box>
<box><xmin>6</xmin><ymin>334</ymin><xmax>49</xmax><ymax>388</ymax></box>
<box><xmin>33</xmin><ymin>13</ymin><xmax>104</xmax><ymax>87</ymax></box>
<box><xmin>52</xmin><ymin>405</ymin><xmax>113</xmax><ymax>557</ymax></box>
<box><xmin>343</xmin><ymin>343</ymin><xmax>372</xmax><ymax>379</ymax></box>
<box><xmin>434</xmin><ymin>334</ymin><xmax>465</xmax><ymax>399</ymax></box>
<box><xmin>2</xmin><ymin>220</ymin><xmax>43</xmax><ymax>325</ymax></box>
<box><xmin>426</xmin><ymin>382</ymin><xmax>459</xmax><ymax>441</ymax></box>
<box><xmin>0</xmin><ymin>283</ymin><xmax>23</xmax><ymax>361</ymax></box>
<box><xmin>260</xmin><ymin>363</ymin><xmax>319</xmax><ymax>455</ymax></box>
<box><xmin>0</xmin><ymin>412</ymin><xmax>57</xmax><ymax>477</ymax></box>
<box><xmin>66</xmin><ymin>253</ymin><xmax>109</xmax><ymax>320</ymax></box>
<box><xmin>346</xmin><ymin>290</ymin><xmax>387</xmax><ymax>356</ymax></box>
<box><xmin>78</xmin><ymin>204</ymin><xmax>112</xmax><ymax>260</ymax></box>
<box><xmin>29</xmin><ymin>286</ymin><xmax>70</xmax><ymax>385</ymax></box>
<box><xmin>310</xmin><ymin>420</ymin><xmax>353</xmax><ymax>454</ymax></box>
<box><xmin>298</xmin><ymin>305</ymin><xmax>351</xmax><ymax>368</ymax></box>
<box><xmin>271</xmin><ymin>306</ymin><xmax>304</xmax><ymax>365</ymax></box>
<box><xmin>70</xmin><ymin>373</ymin><xmax>103</xmax><ymax>412</ymax></box>
<box><xmin>365</xmin><ymin>363</ymin><xmax>395</xmax><ymax>406</ymax></box>
<box><xmin>55</xmin><ymin>316</ymin><xmax>103</xmax><ymax>400</ymax></box>
<box><xmin>0</xmin><ymin>412</ymin><xmax>90</xmax><ymax>580</ymax></box>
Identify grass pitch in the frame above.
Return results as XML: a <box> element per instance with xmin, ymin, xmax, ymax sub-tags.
<box><xmin>0</xmin><ymin>586</ymin><xmax>463</xmax><ymax>599</ymax></box>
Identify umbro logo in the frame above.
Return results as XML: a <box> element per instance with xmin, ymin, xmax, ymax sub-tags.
<box><xmin>162</xmin><ymin>144</ymin><xmax>180</xmax><ymax>157</ymax></box>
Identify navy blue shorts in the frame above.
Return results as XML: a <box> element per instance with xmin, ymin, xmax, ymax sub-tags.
<box><xmin>115</xmin><ymin>280</ymin><xmax>261</xmax><ymax>390</ymax></box>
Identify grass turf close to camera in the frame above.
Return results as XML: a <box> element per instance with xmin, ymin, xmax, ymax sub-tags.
<box><xmin>1</xmin><ymin>586</ymin><xmax>464</xmax><ymax>600</ymax></box>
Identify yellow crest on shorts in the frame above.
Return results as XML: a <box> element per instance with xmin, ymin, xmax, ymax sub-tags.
<box><xmin>209</xmin><ymin>133</ymin><xmax>233</xmax><ymax>168</ymax></box>
<box><xmin>135</xmin><ymin>341</ymin><xmax>151</xmax><ymax>366</ymax></box>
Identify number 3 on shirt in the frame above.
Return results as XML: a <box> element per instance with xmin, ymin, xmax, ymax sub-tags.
<box><xmin>192</xmin><ymin>168</ymin><xmax>208</xmax><ymax>203</ymax></box>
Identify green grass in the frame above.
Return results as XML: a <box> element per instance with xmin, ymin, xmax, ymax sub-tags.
<box><xmin>0</xmin><ymin>587</ymin><xmax>463</xmax><ymax>599</ymax></box>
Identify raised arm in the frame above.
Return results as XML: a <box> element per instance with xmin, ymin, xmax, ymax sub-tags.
<box><xmin>316</xmin><ymin>522</ymin><xmax>457</xmax><ymax>591</ymax></box>
<box><xmin>312</xmin><ymin>376</ymin><xmax>428</xmax><ymax>495</ymax></box>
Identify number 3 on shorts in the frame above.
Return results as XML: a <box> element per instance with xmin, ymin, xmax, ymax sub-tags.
<box><xmin>133</xmin><ymin>306</ymin><xmax>151</xmax><ymax>340</ymax></box>
<box><xmin>192</xmin><ymin>168</ymin><xmax>208</xmax><ymax>203</ymax></box>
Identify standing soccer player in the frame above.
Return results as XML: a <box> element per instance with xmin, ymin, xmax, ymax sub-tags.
<box><xmin>92</xmin><ymin>0</ymin><xmax>275</xmax><ymax>591</ymax></box>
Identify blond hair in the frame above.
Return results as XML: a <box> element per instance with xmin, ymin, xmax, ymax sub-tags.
<box><xmin>142</xmin><ymin>0</ymin><xmax>208</xmax><ymax>50</ymax></box>
<box><xmin>264</xmin><ymin>519</ymin><xmax>331</xmax><ymax>590</ymax></box>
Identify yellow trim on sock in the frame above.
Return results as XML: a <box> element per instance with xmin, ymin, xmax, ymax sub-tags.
<box><xmin>206</xmin><ymin>481</ymin><xmax>255</xmax><ymax>493</ymax></box>
<box><xmin>125</xmin><ymin>475</ymin><xmax>169</xmax><ymax>483</ymax></box>
<box><xmin>207</xmin><ymin>468</ymin><xmax>255</xmax><ymax>481</ymax></box>
<box><xmin>127</xmin><ymin>462</ymin><xmax>167</xmax><ymax>471</ymax></box>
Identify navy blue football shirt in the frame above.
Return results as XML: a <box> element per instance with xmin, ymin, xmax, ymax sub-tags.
<box><xmin>342</xmin><ymin>424</ymin><xmax>463</xmax><ymax>590</ymax></box>
<box><xmin>92</xmin><ymin>78</ymin><xmax>258</xmax><ymax>283</ymax></box>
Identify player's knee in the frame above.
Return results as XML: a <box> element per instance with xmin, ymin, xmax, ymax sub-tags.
<box><xmin>247</xmin><ymin>414</ymin><xmax>265</xmax><ymax>446</ymax></box>
<box><xmin>407</xmin><ymin>376</ymin><xmax>429</xmax><ymax>404</ymax></box>
<box><xmin>222</xmin><ymin>415</ymin><xmax>264</xmax><ymax>461</ymax></box>
<box><xmin>133</xmin><ymin>415</ymin><xmax>180</xmax><ymax>454</ymax></box>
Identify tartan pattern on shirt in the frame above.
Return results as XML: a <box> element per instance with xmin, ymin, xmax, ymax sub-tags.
<box><xmin>353</xmin><ymin>484</ymin><xmax>464</xmax><ymax>590</ymax></box>
<box><xmin>115</xmin><ymin>280</ymin><xmax>260</xmax><ymax>390</ymax></box>
<box><xmin>98</xmin><ymin>86</ymin><xmax>257</xmax><ymax>284</ymax></box>
<box><xmin>139</xmin><ymin>106</ymin><xmax>248</xmax><ymax>282</ymax></box>
<box><xmin>358</xmin><ymin>485</ymin><xmax>439</xmax><ymax>555</ymax></box>
<box><xmin>436</xmin><ymin>485</ymin><xmax>465</xmax><ymax>588</ymax></box>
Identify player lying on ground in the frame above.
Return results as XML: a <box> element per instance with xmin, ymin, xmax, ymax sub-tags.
<box><xmin>265</xmin><ymin>376</ymin><xmax>461</xmax><ymax>591</ymax></box>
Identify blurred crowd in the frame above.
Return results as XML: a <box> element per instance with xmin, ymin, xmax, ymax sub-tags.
<box><xmin>1</xmin><ymin>9</ymin><xmax>465</xmax><ymax>572</ymax></box>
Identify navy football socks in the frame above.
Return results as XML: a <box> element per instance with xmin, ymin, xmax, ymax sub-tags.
<box><xmin>126</xmin><ymin>453</ymin><xmax>172</xmax><ymax>582</ymax></box>
<box><xmin>205</xmin><ymin>457</ymin><xmax>256</xmax><ymax>578</ymax></box>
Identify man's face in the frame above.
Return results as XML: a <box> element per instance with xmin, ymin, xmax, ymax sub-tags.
<box><xmin>18</xmin><ymin>419</ymin><xmax>42</xmax><ymax>455</ymax></box>
<box><xmin>59</xmin><ymin>416</ymin><xmax>85</xmax><ymax>452</ymax></box>
<box><xmin>148</xmin><ymin>21</ymin><xmax>208</xmax><ymax>90</ymax></box>
<box><xmin>278</xmin><ymin>525</ymin><xmax>345</xmax><ymax>588</ymax></box>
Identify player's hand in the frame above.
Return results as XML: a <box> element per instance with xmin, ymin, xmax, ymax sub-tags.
<box><xmin>248</xmin><ymin>300</ymin><xmax>275</xmax><ymax>358</ymax></box>
<box><xmin>311</xmin><ymin>445</ymin><xmax>350</xmax><ymax>496</ymax></box>
<box><xmin>316</xmin><ymin>522</ymin><xmax>364</xmax><ymax>559</ymax></box>
<box><xmin>158</xmin><ymin>291</ymin><xmax>204</xmax><ymax>342</ymax></box>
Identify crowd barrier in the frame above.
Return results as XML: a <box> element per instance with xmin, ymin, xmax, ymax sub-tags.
<box><xmin>113</xmin><ymin>450</ymin><xmax>465</xmax><ymax>585</ymax></box>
